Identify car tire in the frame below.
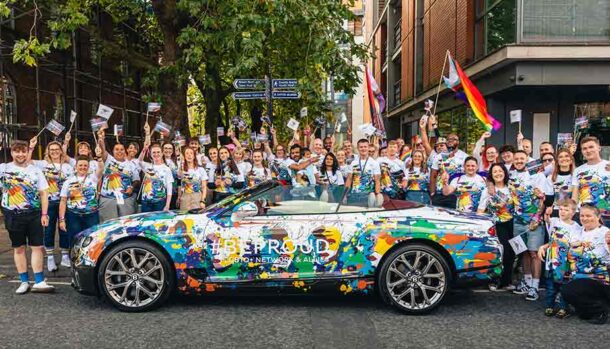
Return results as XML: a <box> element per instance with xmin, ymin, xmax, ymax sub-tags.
<box><xmin>97</xmin><ymin>240</ymin><xmax>174</xmax><ymax>312</ymax></box>
<box><xmin>378</xmin><ymin>243</ymin><xmax>451</xmax><ymax>315</ymax></box>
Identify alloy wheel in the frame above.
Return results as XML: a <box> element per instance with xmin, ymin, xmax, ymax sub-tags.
<box><xmin>103</xmin><ymin>247</ymin><xmax>165</xmax><ymax>308</ymax></box>
<box><xmin>385</xmin><ymin>250</ymin><xmax>446</xmax><ymax>310</ymax></box>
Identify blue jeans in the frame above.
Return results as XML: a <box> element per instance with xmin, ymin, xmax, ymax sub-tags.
<box><xmin>66</xmin><ymin>211</ymin><xmax>99</xmax><ymax>248</ymax></box>
<box><xmin>405</xmin><ymin>191</ymin><xmax>431</xmax><ymax>205</ymax></box>
<box><xmin>44</xmin><ymin>201</ymin><xmax>67</xmax><ymax>252</ymax></box>
<box><xmin>141</xmin><ymin>200</ymin><xmax>166</xmax><ymax>213</ymax></box>
<box><xmin>545</xmin><ymin>278</ymin><xmax>567</xmax><ymax>310</ymax></box>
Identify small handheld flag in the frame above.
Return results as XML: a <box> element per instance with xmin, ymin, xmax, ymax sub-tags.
<box><xmin>287</xmin><ymin>118</ymin><xmax>300</xmax><ymax>131</ymax></box>
<box><xmin>153</xmin><ymin>120</ymin><xmax>172</xmax><ymax>137</ymax></box>
<box><xmin>90</xmin><ymin>118</ymin><xmax>108</xmax><ymax>132</ymax></box>
<box><xmin>114</xmin><ymin>124</ymin><xmax>124</xmax><ymax>136</ymax></box>
<box><xmin>147</xmin><ymin>102</ymin><xmax>161</xmax><ymax>113</ymax></box>
<box><xmin>96</xmin><ymin>104</ymin><xmax>114</xmax><ymax>120</ymax></box>
<box><xmin>40</xmin><ymin>119</ymin><xmax>65</xmax><ymax>137</ymax></box>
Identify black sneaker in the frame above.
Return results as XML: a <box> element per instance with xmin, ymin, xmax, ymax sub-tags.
<box><xmin>525</xmin><ymin>287</ymin><xmax>539</xmax><ymax>301</ymax></box>
<box><xmin>587</xmin><ymin>312</ymin><xmax>608</xmax><ymax>325</ymax></box>
<box><xmin>512</xmin><ymin>280</ymin><xmax>529</xmax><ymax>295</ymax></box>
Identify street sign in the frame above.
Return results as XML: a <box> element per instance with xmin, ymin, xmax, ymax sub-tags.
<box><xmin>233</xmin><ymin>79</ymin><xmax>266</xmax><ymax>89</ymax></box>
<box><xmin>232</xmin><ymin>91</ymin><xmax>266</xmax><ymax>100</ymax></box>
<box><xmin>272</xmin><ymin>79</ymin><xmax>298</xmax><ymax>89</ymax></box>
<box><xmin>272</xmin><ymin>91</ymin><xmax>301</xmax><ymax>99</ymax></box>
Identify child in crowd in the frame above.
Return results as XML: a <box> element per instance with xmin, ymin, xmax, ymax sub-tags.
<box><xmin>537</xmin><ymin>199</ymin><xmax>581</xmax><ymax>318</ymax></box>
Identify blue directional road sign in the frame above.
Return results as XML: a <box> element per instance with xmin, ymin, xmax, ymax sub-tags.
<box><xmin>232</xmin><ymin>91</ymin><xmax>266</xmax><ymax>100</ymax></box>
<box><xmin>233</xmin><ymin>79</ymin><xmax>266</xmax><ymax>89</ymax></box>
<box><xmin>272</xmin><ymin>91</ymin><xmax>301</xmax><ymax>99</ymax></box>
<box><xmin>272</xmin><ymin>79</ymin><xmax>298</xmax><ymax>89</ymax></box>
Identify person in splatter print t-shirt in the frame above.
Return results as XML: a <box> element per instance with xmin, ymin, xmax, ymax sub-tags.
<box><xmin>571</xmin><ymin>136</ymin><xmax>610</xmax><ymax>227</ymax></box>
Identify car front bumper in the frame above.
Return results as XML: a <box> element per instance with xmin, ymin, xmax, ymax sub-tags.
<box><xmin>71</xmin><ymin>265</ymin><xmax>98</xmax><ymax>296</ymax></box>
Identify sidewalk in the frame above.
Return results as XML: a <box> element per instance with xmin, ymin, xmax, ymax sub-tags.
<box><xmin>0</xmin><ymin>216</ymin><xmax>71</xmax><ymax>279</ymax></box>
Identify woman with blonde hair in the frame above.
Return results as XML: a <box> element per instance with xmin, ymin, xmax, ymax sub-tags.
<box><xmin>28</xmin><ymin>138</ymin><xmax>74</xmax><ymax>271</ymax></box>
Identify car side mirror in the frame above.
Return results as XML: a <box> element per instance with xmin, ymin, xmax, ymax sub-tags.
<box><xmin>231</xmin><ymin>201</ymin><xmax>258</xmax><ymax>222</ymax></box>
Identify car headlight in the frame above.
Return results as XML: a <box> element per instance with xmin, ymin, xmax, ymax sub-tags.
<box><xmin>81</xmin><ymin>236</ymin><xmax>93</xmax><ymax>248</ymax></box>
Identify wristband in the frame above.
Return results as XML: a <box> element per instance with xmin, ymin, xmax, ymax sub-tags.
<box><xmin>41</xmin><ymin>213</ymin><xmax>48</xmax><ymax>217</ymax></box>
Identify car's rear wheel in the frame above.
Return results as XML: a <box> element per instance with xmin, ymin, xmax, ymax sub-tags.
<box><xmin>97</xmin><ymin>240</ymin><xmax>174</xmax><ymax>312</ymax></box>
<box><xmin>378</xmin><ymin>243</ymin><xmax>451</xmax><ymax>314</ymax></box>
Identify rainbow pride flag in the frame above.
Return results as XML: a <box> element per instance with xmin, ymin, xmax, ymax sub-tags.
<box><xmin>442</xmin><ymin>53</ymin><xmax>501</xmax><ymax>132</ymax></box>
<box><xmin>400</xmin><ymin>149</ymin><xmax>412</xmax><ymax>162</ymax></box>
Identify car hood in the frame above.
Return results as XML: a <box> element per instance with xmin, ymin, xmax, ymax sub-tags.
<box><xmin>77</xmin><ymin>210</ymin><xmax>201</xmax><ymax>239</ymax></box>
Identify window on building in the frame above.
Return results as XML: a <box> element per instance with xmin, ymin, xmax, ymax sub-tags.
<box><xmin>349</xmin><ymin>16</ymin><xmax>363</xmax><ymax>36</ymax></box>
<box><xmin>0</xmin><ymin>76</ymin><xmax>17</xmax><ymax>124</ymax></box>
<box><xmin>474</xmin><ymin>0</ymin><xmax>516</xmax><ymax>59</ymax></box>
<box><xmin>522</xmin><ymin>0</ymin><xmax>610</xmax><ymax>42</ymax></box>
<box><xmin>0</xmin><ymin>76</ymin><xmax>17</xmax><ymax>149</ymax></box>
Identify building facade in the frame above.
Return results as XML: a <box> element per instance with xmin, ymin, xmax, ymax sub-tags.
<box><xmin>0</xmin><ymin>5</ymin><xmax>148</xmax><ymax>161</ymax></box>
<box><xmin>365</xmin><ymin>0</ymin><xmax>610</xmax><ymax>157</ymax></box>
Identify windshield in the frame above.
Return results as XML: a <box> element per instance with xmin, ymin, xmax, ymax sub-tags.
<box><xmin>203</xmin><ymin>180</ymin><xmax>278</xmax><ymax>213</ymax></box>
<box><xmin>199</xmin><ymin>179</ymin><xmax>423</xmax><ymax>216</ymax></box>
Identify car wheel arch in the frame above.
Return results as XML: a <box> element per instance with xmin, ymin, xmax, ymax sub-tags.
<box><xmin>93</xmin><ymin>236</ymin><xmax>177</xmax><ymax>294</ymax></box>
<box><xmin>374</xmin><ymin>237</ymin><xmax>457</xmax><ymax>286</ymax></box>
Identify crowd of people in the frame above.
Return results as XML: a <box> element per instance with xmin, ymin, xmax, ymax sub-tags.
<box><xmin>0</xmin><ymin>114</ymin><xmax>608</xmax><ymax>324</ymax></box>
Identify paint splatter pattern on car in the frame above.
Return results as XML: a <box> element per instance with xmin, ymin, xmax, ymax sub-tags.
<box><xmin>72</xmin><ymin>204</ymin><xmax>502</xmax><ymax>296</ymax></box>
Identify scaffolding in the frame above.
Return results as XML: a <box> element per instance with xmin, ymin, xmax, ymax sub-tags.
<box><xmin>0</xmin><ymin>4</ymin><xmax>148</xmax><ymax>161</ymax></box>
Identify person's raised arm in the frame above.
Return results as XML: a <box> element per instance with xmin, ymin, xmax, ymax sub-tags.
<box><xmin>473</xmin><ymin>131</ymin><xmax>490</xmax><ymax>162</ymax></box>
<box><xmin>98</xmin><ymin>127</ymin><xmax>108</xmax><ymax>162</ymax></box>
<box><xmin>62</xmin><ymin>132</ymin><xmax>72</xmax><ymax>158</ymax></box>
<box><xmin>419</xmin><ymin>117</ymin><xmax>433</xmax><ymax>156</ymax></box>
<box><xmin>270</xmin><ymin>127</ymin><xmax>278</xmax><ymax>149</ymax></box>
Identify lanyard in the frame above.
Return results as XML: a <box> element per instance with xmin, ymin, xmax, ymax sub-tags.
<box><xmin>358</xmin><ymin>157</ymin><xmax>369</xmax><ymax>175</ymax></box>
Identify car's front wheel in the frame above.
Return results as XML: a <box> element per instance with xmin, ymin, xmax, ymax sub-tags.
<box><xmin>378</xmin><ymin>243</ymin><xmax>451</xmax><ymax>314</ymax></box>
<box><xmin>97</xmin><ymin>240</ymin><xmax>174</xmax><ymax>312</ymax></box>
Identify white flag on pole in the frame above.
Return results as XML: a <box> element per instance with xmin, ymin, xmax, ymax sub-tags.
<box><xmin>96</xmin><ymin>104</ymin><xmax>114</xmax><ymax>120</ymax></box>
<box><xmin>510</xmin><ymin>110</ymin><xmax>522</xmax><ymax>124</ymax></box>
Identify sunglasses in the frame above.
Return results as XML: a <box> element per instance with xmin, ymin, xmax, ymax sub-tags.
<box><xmin>542</xmin><ymin>158</ymin><xmax>554</xmax><ymax>163</ymax></box>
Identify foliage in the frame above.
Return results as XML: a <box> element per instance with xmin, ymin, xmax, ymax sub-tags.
<box><xmin>0</xmin><ymin>0</ymin><xmax>367</xmax><ymax>144</ymax></box>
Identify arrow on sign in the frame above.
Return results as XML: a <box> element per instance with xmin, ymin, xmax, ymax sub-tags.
<box><xmin>272</xmin><ymin>79</ymin><xmax>298</xmax><ymax>89</ymax></box>
<box><xmin>232</xmin><ymin>91</ymin><xmax>266</xmax><ymax>100</ymax></box>
<box><xmin>233</xmin><ymin>79</ymin><xmax>266</xmax><ymax>89</ymax></box>
<box><xmin>272</xmin><ymin>91</ymin><xmax>301</xmax><ymax>99</ymax></box>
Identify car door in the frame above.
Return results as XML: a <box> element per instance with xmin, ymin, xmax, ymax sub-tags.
<box><xmin>204</xmin><ymin>185</ymin><xmax>346</xmax><ymax>283</ymax></box>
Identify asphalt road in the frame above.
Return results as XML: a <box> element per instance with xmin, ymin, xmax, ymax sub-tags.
<box><xmin>0</xmin><ymin>277</ymin><xmax>607</xmax><ymax>349</ymax></box>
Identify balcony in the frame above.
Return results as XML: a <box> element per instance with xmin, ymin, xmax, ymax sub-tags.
<box><xmin>392</xmin><ymin>80</ymin><xmax>401</xmax><ymax>108</ymax></box>
<box><xmin>393</xmin><ymin>18</ymin><xmax>402</xmax><ymax>53</ymax></box>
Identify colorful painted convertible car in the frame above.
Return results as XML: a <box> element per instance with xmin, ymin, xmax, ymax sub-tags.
<box><xmin>71</xmin><ymin>181</ymin><xmax>502</xmax><ymax>313</ymax></box>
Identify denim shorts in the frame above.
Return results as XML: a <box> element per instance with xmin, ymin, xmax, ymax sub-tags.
<box><xmin>513</xmin><ymin>221</ymin><xmax>544</xmax><ymax>251</ymax></box>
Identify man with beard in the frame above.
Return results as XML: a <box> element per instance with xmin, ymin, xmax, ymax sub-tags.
<box><xmin>430</xmin><ymin>133</ymin><xmax>468</xmax><ymax>208</ymax></box>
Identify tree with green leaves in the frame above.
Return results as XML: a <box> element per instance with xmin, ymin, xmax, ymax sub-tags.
<box><xmin>1</xmin><ymin>0</ymin><xmax>367</xmax><ymax>143</ymax></box>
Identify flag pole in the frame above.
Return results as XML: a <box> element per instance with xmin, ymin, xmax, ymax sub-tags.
<box><xmin>432</xmin><ymin>50</ymin><xmax>450</xmax><ymax>117</ymax></box>
<box><xmin>35</xmin><ymin>127</ymin><xmax>46</xmax><ymax>138</ymax></box>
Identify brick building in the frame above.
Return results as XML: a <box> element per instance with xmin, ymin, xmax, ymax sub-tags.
<box><xmin>365</xmin><ymin>0</ymin><xmax>610</xmax><ymax>158</ymax></box>
<box><xmin>0</xmin><ymin>5</ymin><xmax>148</xmax><ymax>161</ymax></box>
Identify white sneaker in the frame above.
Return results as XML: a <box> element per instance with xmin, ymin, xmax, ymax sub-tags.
<box><xmin>31</xmin><ymin>280</ymin><xmax>55</xmax><ymax>293</ymax></box>
<box><xmin>60</xmin><ymin>254</ymin><xmax>71</xmax><ymax>268</ymax></box>
<box><xmin>15</xmin><ymin>282</ymin><xmax>30</xmax><ymax>294</ymax></box>
<box><xmin>47</xmin><ymin>256</ymin><xmax>58</xmax><ymax>272</ymax></box>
